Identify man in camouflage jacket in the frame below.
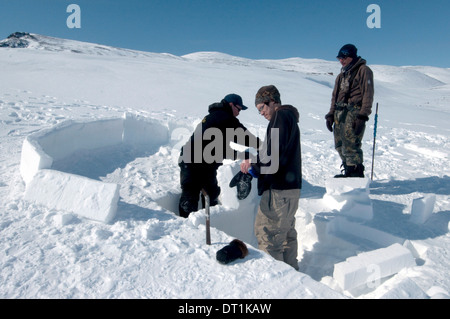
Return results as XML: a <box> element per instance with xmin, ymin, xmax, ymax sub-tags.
<box><xmin>325</xmin><ymin>44</ymin><xmax>374</xmax><ymax>177</ymax></box>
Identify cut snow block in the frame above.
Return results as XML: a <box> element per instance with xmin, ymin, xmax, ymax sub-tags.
<box><xmin>325</xmin><ymin>177</ymin><xmax>371</xmax><ymax>199</ymax></box>
<box><xmin>209</xmin><ymin>164</ymin><xmax>259</xmax><ymax>247</ymax></box>
<box><xmin>374</xmin><ymin>277</ymin><xmax>428</xmax><ymax>299</ymax></box>
<box><xmin>37</xmin><ymin>118</ymin><xmax>124</xmax><ymax>161</ymax></box>
<box><xmin>122</xmin><ymin>113</ymin><xmax>170</xmax><ymax>146</ymax></box>
<box><xmin>410</xmin><ymin>194</ymin><xmax>436</xmax><ymax>224</ymax></box>
<box><xmin>403</xmin><ymin>240</ymin><xmax>428</xmax><ymax>259</ymax></box>
<box><xmin>323</xmin><ymin>178</ymin><xmax>373</xmax><ymax>220</ymax></box>
<box><xmin>20</xmin><ymin>137</ymin><xmax>53</xmax><ymax>185</ymax></box>
<box><xmin>20</xmin><ymin>118</ymin><xmax>124</xmax><ymax>185</ymax></box>
<box><xmin>323</xmin><ymin>194</ymin><xmax>373</xmax><ymax>220</ymax></box>
<box><xmin>24</xmin><ymin>169</ymin><xmax>120</xmax><ymax>223</ymax></box>
<box><xmin>333</xmin><ymin>243</ymin><xmax>416</xmax><ymax>291</ymax></box>
<box><xmin>330</xmin><ymin>218</ymin><xmax>404</xmax><ymax>247</ymax></box>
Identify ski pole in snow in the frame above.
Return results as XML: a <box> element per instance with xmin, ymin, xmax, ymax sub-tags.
<box><xmin>201</xmin><ymin>189</ymin><xmax>211</xmax><ymax>245</ymax></box>
<box><xmin>371</xmin><ymin>103</ymin><xmax>379</xmax><ymax>180</ymax></box>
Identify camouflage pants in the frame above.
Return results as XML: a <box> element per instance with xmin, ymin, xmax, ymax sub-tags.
<box><xmin>254</xmin><ymin>189</ymin><xmax>300</xmax><ymax>270</ymax></box>
<box><xmin>333</xmin><ymin>104</ymin><xmax>365</xmax><ymax>166</ymax></box>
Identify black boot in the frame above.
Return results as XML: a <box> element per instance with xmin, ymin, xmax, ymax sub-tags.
<box><xmin>334</xmin><ymin>163</ymin><xmax>365</xmax><ymax>178</ymax></box>
<box><xmin>346</xmin><ymin>164</ymin><xmax>365</xmax><ymax>177</ymax></box>
<box><xmin>334</xmin><ymin>163</ymin><xmax>347</xmax><ymax>178</ymax></box>
<box><xmin>353</xmin><ymin>164</ymin><xmax>365</xmax><ymax>177</ymax></box>
<box><xmin>179</xmin><ymin>196</ymin><xmax>199</xmax><ymax>218</ymax></box>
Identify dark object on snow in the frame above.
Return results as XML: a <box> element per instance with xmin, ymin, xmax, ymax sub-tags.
<box><xmin>334</xmin><ymin>163</ymin><xmax>365</xmax><ymax>178</ymax></box>
<box><xmin>229</xmin><ymin>171</ymin><xmax>252</xmax><ymax>200</ymax></box>
<box><xmin>216</xmin><ymin>239</ymin><xmax>249</xmax><ymax>264</ymax></box>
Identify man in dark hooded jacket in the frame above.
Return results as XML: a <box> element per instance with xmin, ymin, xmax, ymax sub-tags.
<box><xmin>325</xmin><ymin>44</ymin><xmax>374</xmax><ymax>177</ymax></box>
<box><xmin>178</xmin><ymin>94</ymin><xmax>258</xmax><ymax>218</ymax></box>
<box><xmin>240</xmin><ymin>85</ymin><xmax>302</xmax><ymax>270</ymax></box>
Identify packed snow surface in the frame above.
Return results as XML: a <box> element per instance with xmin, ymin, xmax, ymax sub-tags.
<box><xmin>0</xmin><ymin>33</ymin><xmax>449</xmax><ymax>299</ymax></box>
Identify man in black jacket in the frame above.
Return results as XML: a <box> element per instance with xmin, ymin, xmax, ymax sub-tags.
<box><xmin>178</xmin><ymin>94</ymin><xmax>258</xmax><ymax>218</ymax></box>
<box><xmin>240</xmin><ymin>85</ymin><xmax>302</xmax><ymax>270</ymax></box>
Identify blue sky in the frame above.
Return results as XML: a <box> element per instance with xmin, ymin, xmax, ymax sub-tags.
<box><xmin>1</xmin><ymin>0</ymin><xmax>449</xmax><ymax>67</ymax></box>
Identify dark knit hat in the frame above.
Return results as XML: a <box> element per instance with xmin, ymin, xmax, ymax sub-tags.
<box><xmin>337</xmin><ymin>44</ymin><xmax>358</xmax><ymax>59</ymax></box>
<box><xmin>255</xmin><ymin>85</ymin><xmax>281</xmax><ymax>106</ymax></box>
<box><xmin>224</xmin><ymin>93</ymin><xmax>247</xmax><ymax>110</ymax></box>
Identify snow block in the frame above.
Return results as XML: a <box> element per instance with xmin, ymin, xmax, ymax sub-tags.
<box><xmin>325</xmin><ymin>178</ymin><xmax>371</xmax><ymax>198</ymax></box>
<box><xmin>37</xmin><ymin>118</ymin><xmax>124</xmax><ymax>161</ymax></box>
<box><xmin>24</xmin><ymin>169</ymin><xmax>120</xmax><ymax>223</ymax></box>
<box><xmin>20</xmin><ymin>136</ymin><xmax>53</xmax><ymax>185</ymax></box>
<box><xmin>209</xmin><ymin>164</ymin><xmax>259</xmax><ymax>247</ymax></box>
<box><xmin>323</xmin><ymin>178</ymin><xmax>373</xmax><ymax>220</ymax></box>
<box><xmin>122</xmin><ymin>113</ymin><xmax>169</xmax><ymax>146</ymax></box>
<box><xmin>410</xmin><ymin>194</ymin><xmax>436</xmax><ymax>224</ymax></box>
<box><xmin>187</xmin><ymin>162</ymin><xmax>259</xmax><ymax>248</ymax></box>
<box><xmin>427</xmin><ymin>286</ymin><xmax>450</xmax><ymax>299</ymax></box>
<box><xmin>377</xmin><ymin>277</ymin><xmax>428</xmax><ymax>299</ymax></box>
<box><xmin>20</xmin><ymin>118</ymin><xmax>124</xmax><ymax>184</ymax></box>
<box><xmin>330</xmin><ymin>218</ymin><xmax>404</xmax><ymax>247</ymax></box>
<box><xmin>403</xmin><ymin>240</ymin><xmax>428</xmax><ymax>259</ymax></box>
<box><xmin>333</xmin><ymin>243</ymin><xmax>415</xmax><ymax>291</ymax></box>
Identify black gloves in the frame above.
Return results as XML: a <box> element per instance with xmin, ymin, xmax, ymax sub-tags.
<box><xmin>353</xmin><ymin>114</ymin><xmax>369</xmax><ymax>135</ymax></box>
<box><xmin>229</xmin><ymin>171</ymin><xmax>252</xmax><ymax>200</ymax></box>
<box><xmin>325</xmin><ymin>113</ymin><xmax>334</xmax><ymax>132</ymax></box>
<box><xmin>216</xmin><ymin>239</ymin><xmax>249</xmax><ymax>264</ymax></box>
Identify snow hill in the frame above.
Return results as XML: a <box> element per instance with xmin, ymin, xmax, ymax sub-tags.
<box><xmin>0</xmin><ymin>32</ymin><xmax>449</xmax><ymax>299</ymax></box>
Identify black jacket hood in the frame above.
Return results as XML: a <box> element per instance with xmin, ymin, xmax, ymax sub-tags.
<box><xmin>208</xmin><ymin>100</ymin><xmax>232</xmax><ymax>115</ymax></box>
<box><xmin>276</xmin><ymin>104</ymin><xmax>300</xmax><ymax>123</ymax></box>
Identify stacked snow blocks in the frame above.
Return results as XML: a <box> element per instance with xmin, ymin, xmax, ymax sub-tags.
<box><xmin>321</xmin><ymin>178</ymin><xmax>420</xmax><ymax>293</ymax></box>
<box><xmin>20</xmin><ymin>113</ymin><xmax>169</xmax><ymax>223</ymax></box>
<box><xmin>323</xmin><ymin>178</ymin><xmax>373</xmax><ymax>220</ymax></box>
<box><xmin>333</xmin><ymin>243</ymin><xmax>416</xmax><ymax>291</ymax></box>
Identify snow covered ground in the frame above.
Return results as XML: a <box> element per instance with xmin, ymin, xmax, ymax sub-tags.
<box><xmin>0</xmin><ymin>33</ymin><xmax>449</xmax><ymax>299</ymax></box>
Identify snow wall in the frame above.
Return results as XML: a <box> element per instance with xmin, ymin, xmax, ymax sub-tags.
<box><xmin>20</xmin><ymin>113</ymin><xmax>170</xmax><ymax>223</ymax></box>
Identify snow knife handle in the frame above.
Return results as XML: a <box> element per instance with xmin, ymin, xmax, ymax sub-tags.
<box><xmin>201</xmin><ymin>189</ymin><xmax>211</xmax><ymax>245</ymax></box>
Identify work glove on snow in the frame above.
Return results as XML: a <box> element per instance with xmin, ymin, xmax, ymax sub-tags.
<box><xmin>229</xmin><ymin>171</ymin><xmax>252</xmax><ymax>200</ymax></box>
<box><xmin>353</xmin><ymin>114</ymin><xmax>369</xmax><ymax>135</ymax></box>
<box><xmin>325</xmin><ymin>113</ymin><xmax>334</xmax><ymax>132</ymax></box>
<box><xmin>216</xmin><ymin>239</ymin><xmax>249</xmax><ymax>264</ymax></box>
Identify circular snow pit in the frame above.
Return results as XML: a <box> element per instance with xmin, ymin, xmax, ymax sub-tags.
<box><xmin>20</xmin><ymin>113</ymin><xmax>169</xmax><ymax>223</ymax></box>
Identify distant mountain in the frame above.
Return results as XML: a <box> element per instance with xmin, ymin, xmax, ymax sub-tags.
<box><xmin>0</xmin><ymin>32</ymin><xmax>180</xmax><ymax>59</ymax></box>
<box><xmin>1</xmin><ymin>32</ymin><xmax>447</xmax><ymax>88</ymax></box>
<box><xmin>0</xmin><ymin>32</ymin><xmax>37</xmax><ymax>48</ymax></box>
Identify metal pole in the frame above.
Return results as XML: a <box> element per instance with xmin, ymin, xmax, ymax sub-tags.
<box><xmin>201</xmin><ymin>189</ymin><xmax>211</xmax><ymax>245</ymax></box>
<box><xmin>371</xmin><ymin>103</ymin><xmax>379</xmax><ymax>181</ymax></box>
